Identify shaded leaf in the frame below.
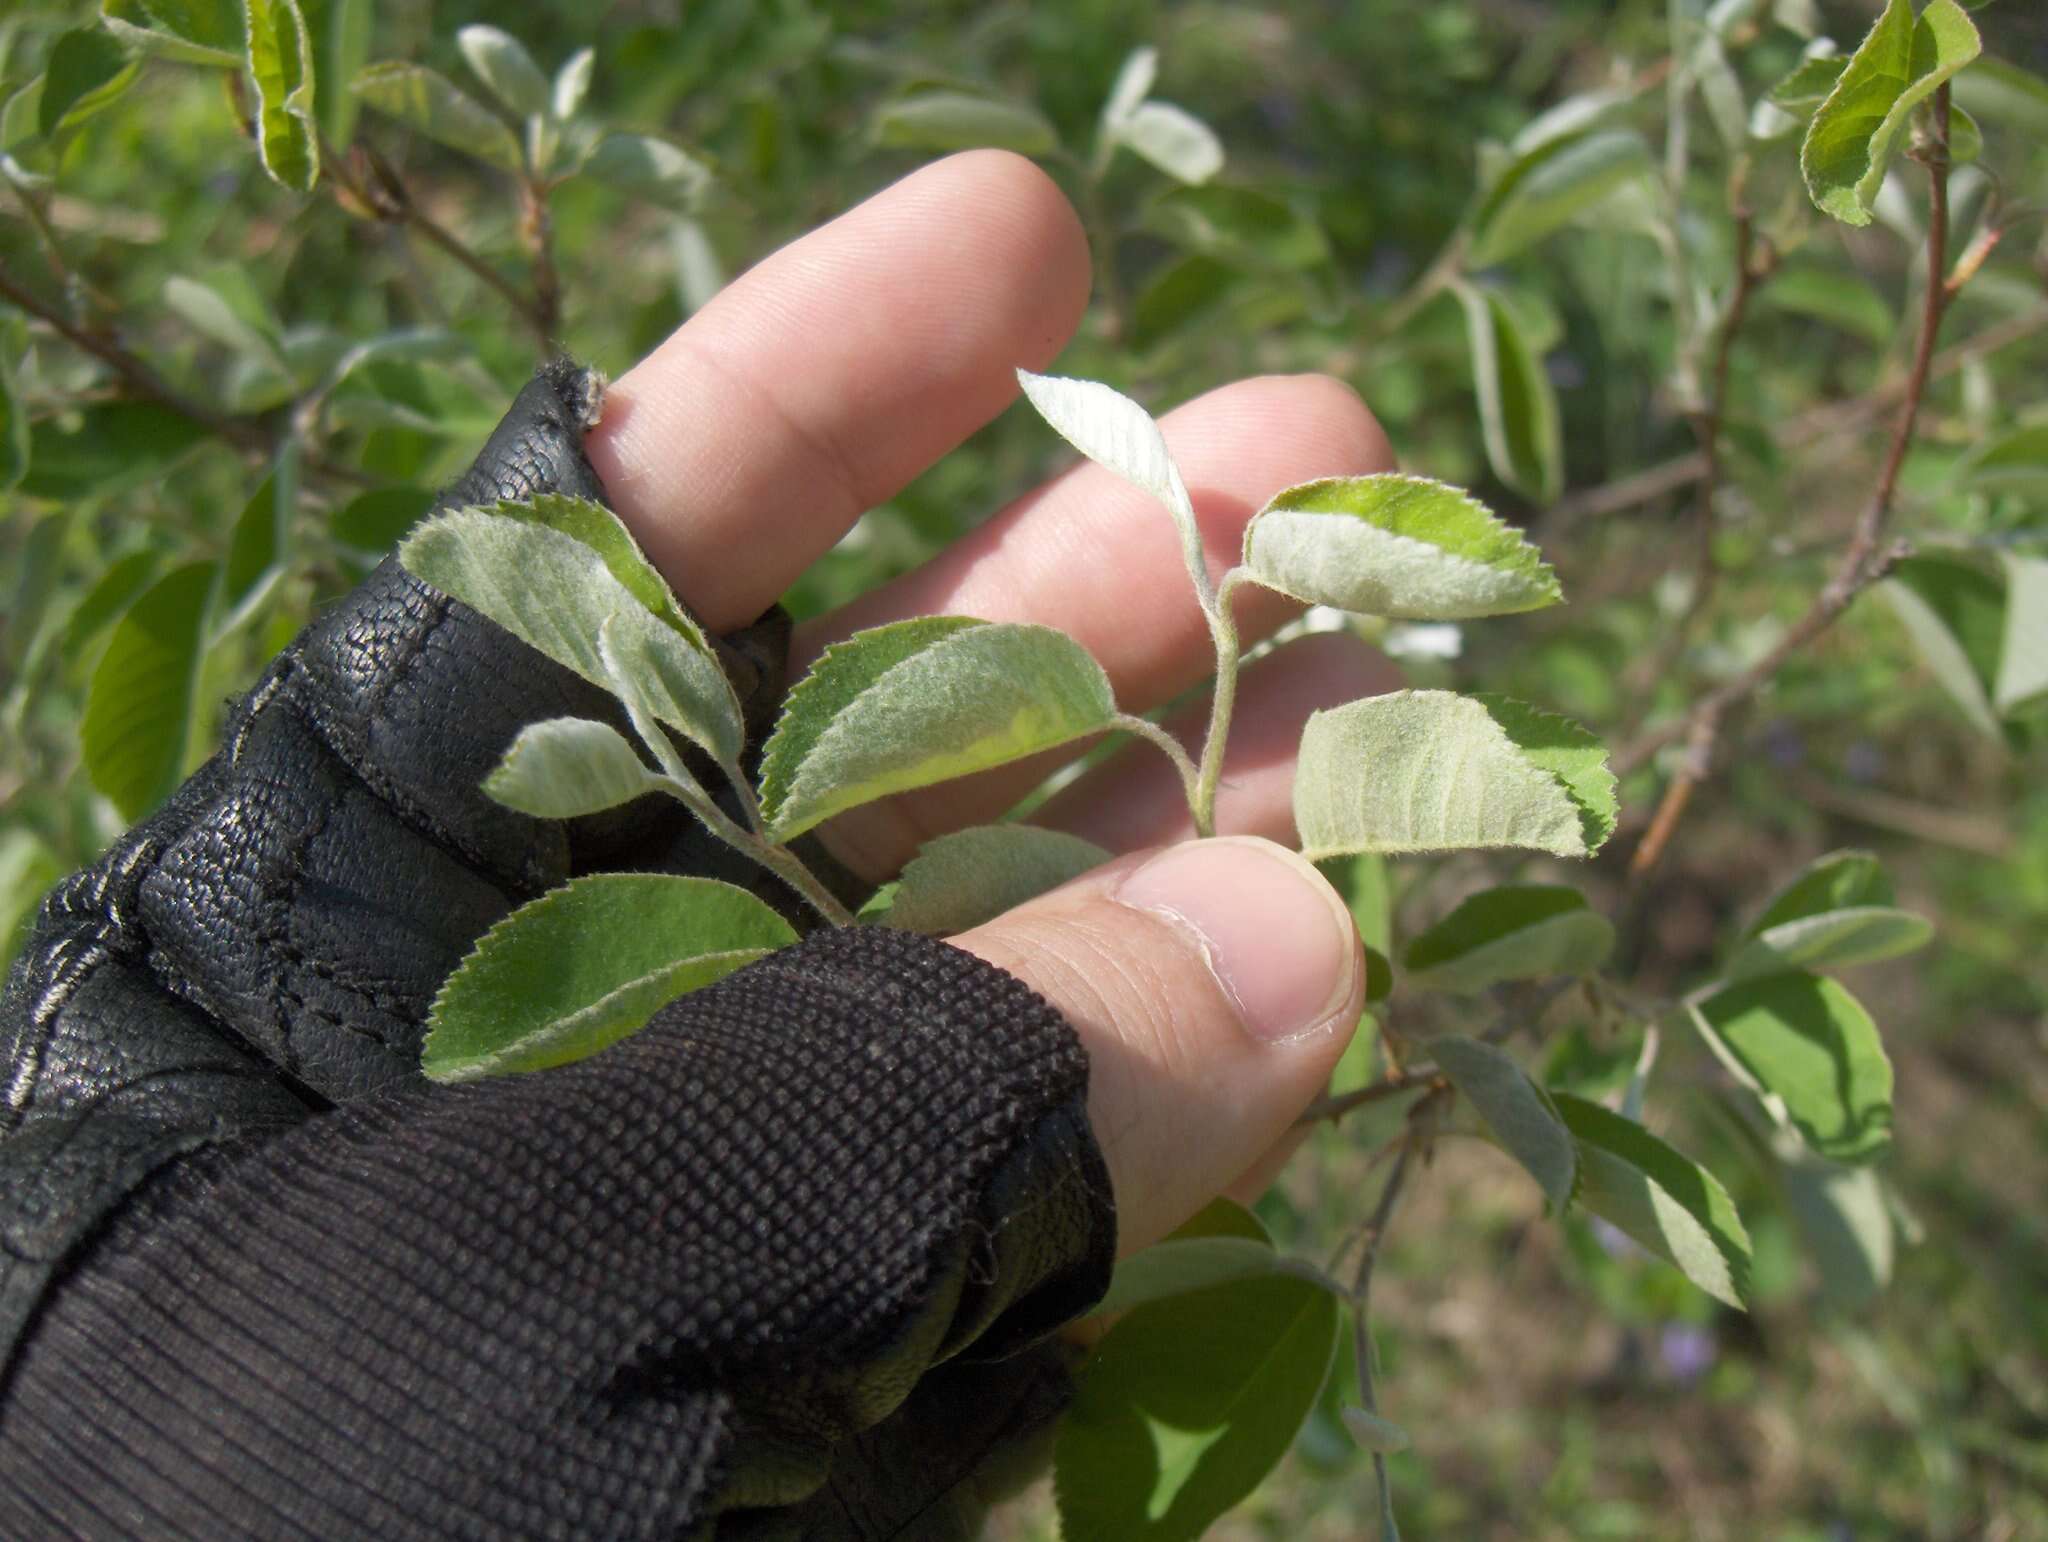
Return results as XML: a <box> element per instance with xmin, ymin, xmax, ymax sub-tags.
<box><xmin>1727</xmin><ymin>906</ymin><xmax>1933</xmax><ymax>980</ymax></box>
<box><xmin>1406</xmin><ymin>884</ymin><xmax>1613</xmax><ymax>993</ymax></box>
<box><xmin>482</xmin><ymin>716</ymin><xmax>657</xmax><ymax>819</ymax></box>
<box><xmin>245</xmin><ymin>0</ymin><xmax>319</xmax><ymax>193</ymax></box>
<box><xmin>1096</xmin><ymin>1238</ymin><xmax>1283</xmax><ymax>1316</ymax></box>
<box><xmin>220</xmin><ymin>458</ymin><xmax>295</xmax><ymax>630</ymax></box>
<box><xmin>1758</xmin><ymin>260</ymin><xmax>1895</xmax><ymax>344</ymax></box>
<box><xmin>1768</xmin><ymin>52</ymin><xmax>1847</xmax><ymax>116</ymax></box>
<box><xmin>309</xmin><ymin>0</ymin><xmax>369</xmax><ymax>146</ymax></box>
<box><xmin>100</xmin><ymin>0</ymin><xmax>243</xmax><ymax>67</ymax></box>
<box><xmin>1057</xmin><ymin>1272</ymin><xmax>1339</xmax><ymax>1542</ymax></box>
<box><xmin>1554</xmin><ymin>1093</ymin><xmax>1752</xmax><ymax>1308</ymax></box>
<box><xmin>883</xmin><ymin>824</ymin><xmax>1109</xmax><ymax>936</ymax></box>
<box><xmin>579</xmin><ymin>133</ymin><xmax>713</xmax><ymax>208</ymax></box>
<box><xmin>1341</xmin><ymin>1407</ymin><xmax>1411</xmax><ymax>1455</ymax></box>
<box><xmin>0</xmin><ymin>341</ymin><xmax>26</xmax><ymax>491</ymax></box>
<box><xmin>1469</xmin><ymin>128</ymin><xmax>1655</xmax><ymax>267</ymax></box>
<box><xmin>353</xmin><ymin>61</ymin><xmax>521</xmax><ymax>170</ymax></box>
<box><xmin>81</xmin><ymin>561</ymin><xmax>217</xmax><ymax>819</ymax></box>
<box><xmin>1429</xmin><ymin>1034</ymin><xmax>1577</xmax><ymax>1211</ymax></box>
<box><xmin>0</xmin><ymin>829</ymin><xmax>61</xmax><ymax>977</ymax></box>
<box><xmin>1129</xmin><ymin>253</ymin><xmax>1238</xmax><ymax>351</ymax></box>
<box><xmin>1782</xmin><ymin>1156</ymin><xmax>1895</xmax><ymax>1310</ymax></box>
<box><xmin>1295</xmin><ymin>691</ymin><xmax>1612</xmax><ymax>861</ymax></box>
<box><xmin>61</xmin><ymin>549</ymin><xmax>158</xmax><ymax>660</ymax></box>
<box><xmin>1243</xmin><ymin>473</ymin><xmax>1561</xmax><ymax>620</ymax></box>
<box><xmin>162</xmin><ymin>274</ymin><xmax>283</xmax><ymax>366</ymax></box>
<box><xmin>1881</xmin><ymin>553</ymin><xmax>2004</xmax><ymax>739</ymax></box>
<box><xmin>1690</xmin><ymin>972</ymin><xmax>1894</xmax><ymax>1163</ymax></box>
<box><xmin>331</xmin><ymin>485</ymin><xmax>433</xmax><ymax>551</ymax></box>
<box><xmin>400</xmin><ymin>503</ymin><xmax>743</xmax><ymax>766</ymax></box>
<box><xmin>457</xmin><ymin>24</ymin><xmax>549</xmax><ymax>118</ymax></box>
<box><xmin>1749</xmin><ymin>849</ymin><xmax>1893</xmax><ymax>932</ymax></box>
<box><xmin>760</xmin><ymin>618</ymin><xmax>1117</xmax><ymax>843</ymax></box>
<box><xmin>1959</xmin><ymin>423</ymin><xmax>2048</xmax><ymax>494</ymax></box>
<box><xmin>1453</xmin><ymin>278</ymin><xmax>1563</xmax><ymax>504</ymax></box>
<box><xmin>1953</xmin><ymin>55</ymin><xmax>2048</xmax><ymax>136</ymax></box>
<box><xmin>1801</xmin><ymin>0</ymin><xmax>1982</xmax><ymax>226</ymax></box>
<box><xmin>39</xmin><ymin>27</ymin><xmax>139</xmax><ymax>138</ymax></box>
<box><xmin>872</xmin><ymin>90</ymin><xmax>1058</xmax><ymax>156</ymax></box>
<box><xmin>423</xmin><ymin>874</ymin><xmax>796</xmax><ymax>1082</ymax></box>
<box><xmin>1142</xmin><ymin>185</ymin><xmax>1329</xmax><ymax>272</ymax></box>
<box><xmin>23</xmin><ymin>401</ymin><xmax>209</xmax><ymax>500</ymax></box>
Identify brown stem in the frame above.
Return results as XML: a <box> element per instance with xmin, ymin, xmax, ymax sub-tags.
<box><xmin>1297</xmin><ymin>1070</ymin><xmax>1439</xmax><ymax>1127</ymax></box>
<box><xmin>519</xmin><ymin>177</ymin><xmax>562</xmax><ymax>347</ymax></box>
<box><xmin>1620</xmin><ymin>87</ymin><xmax>1957</xmax><ymax>872</ymax></box>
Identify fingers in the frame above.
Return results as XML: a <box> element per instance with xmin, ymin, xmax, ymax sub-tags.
<box><xmin>804</xmin><ymin>374</ymin><xmax>1395</xmax><ymax>879</ymax></box>
<box><xmin>584</xmin><ymin>151</ymin><xmax>1091</xmax><ymax>631</ymax></box>
<box><xmin>1033</xmin><ymin>631</ymin><xmax>1404</xmax><ymax>853</ymax></box>
<box><xmin>951</xmin><ymin>838</ymin><xmax>1363</xmax><ymax>1257</ymax></box>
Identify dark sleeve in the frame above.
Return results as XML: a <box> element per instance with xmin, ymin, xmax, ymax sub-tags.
<box><xmin>0</xmin><ymin>926</ymin><xmax>1114</xmax><ymax>1540</ymax></box>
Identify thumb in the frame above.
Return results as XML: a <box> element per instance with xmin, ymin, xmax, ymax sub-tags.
<box><xmin>950</xmin><ymin>837</ymin><xmax>1363</xmax><ymax>1257</ymax></box>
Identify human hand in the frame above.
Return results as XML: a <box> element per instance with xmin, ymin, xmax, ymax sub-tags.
<box><xmin>582</xmin><ymin>148</ymin><xmax>1402</xmax><ymax>1258</ymax></box>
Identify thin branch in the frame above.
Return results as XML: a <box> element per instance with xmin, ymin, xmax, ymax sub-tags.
<box><xmin>1297</xmin><ymin>1069</ymin><xmax>1438</xmax><ymax>1127</ymax></box>
<box><xmin>1622</xmin><ymin>88</ymin><xmax>1958</xmax><ymax>874</ymax></box>
<box><xmin>518</xmin><ymin>176</ymin><xmax>562</xmax><ymax>346</ymax></box>
<box><xmin>1351</xmin><ymin>1120</ymin><xmax>1426</xmax><ymax>1542</ymax></box>
<box><xmin>1111</xmin><ymin>712</ymin><xmax>1202</xmax><ymax>814</ymax></box>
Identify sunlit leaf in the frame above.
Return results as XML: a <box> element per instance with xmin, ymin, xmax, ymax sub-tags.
<box><xmin>100</xmin><ymin>0</ymin><xmax>243</xmax><ymax>67</ymax></box>
<box><xmin>1430</xmin><ymin>1034</ymin><xmax>1577</xmax><ymax>1211</ymax></box>
<box><xmin>1452</xmin><ymin>279</ymin><xmax>1563</xmax><ymax>504</ymax></box>
<box><xmin>39</xmin><ymin>27</ymin><xmax>139</xmax><ymax>138</ymax></box>
<box><xmin>1469</xmin><ymin>128</ymin><xmax>1655</xmax><ymax>267</ymax></box>
<box><xmin>1057</xmin><ymin>1271</ymin><xmax>1339</xmax><ymax>1542</ymax></box>
<box><xmin>400</xmin><ymin>504</ymin><xmax>744</xmax><ymax>766</ymax></box>
<box><xmin>1768</xmin><ymin>52</ymin><xmax>1847</xmax><ymax>116</ymax></box>
<box><xmin>1243</xmin><ymin>473</ymin><xmax>1561</xmax><ymax>620</ymax></box>
<box><xmin>1100</xmin><ymin>46</ymin><xmax>1157</xmax><ymax>132</ymax></box>
<box><xmin>1727</xmin><ymin>906</ymin><xmax>1934</xmax><ymax>980</ymax></box>
<box><xmin>482</xmin><ymin>716</ymin><xmax>658</xmax><ymax>819</ymax></box>
<box><xmin>81</xmin><ymin>561</ymin><xmax>217</xmax><ymax>820</ymax></box>
<box><xmin>1554</xmin><ymin>1093</ymin><xmax>1752</xmax><ymax>1308</ymax></box>
<box><xmin>1690</xmin><ymin>972</ymin><xmax>1894</xmax><ymax>1163</ymax></box>
<box><xmin>1405</xmin><ymin>885</ymin><xmax>1613</xmax><ymax>993</ymax></box>
<box><xmin>422</xmin><ymin>874</ymin><xmax>796</xmax><ymax>1082</ymax></box>
<box><xmin>353</xmin><ymin>60</ymin><xmax>521</xmax><ymax>170</ymax></box>
<box><xmin>1294</xmin><ymin>691</ymin><xmax>1613</xmax><ymax>861</ymax></box>
<box><xmin>245</xmin><ymin>0</ymin><xmax>319</xmax><ymax>193</ymax></box>
<box><xmin>1016</xmin><ymin>369</ymin><xmax>1208</xmax><ymax>603</ymax></box>
<box><xmin>457</xmin><ymin>23</ymin><xmax>549</xmax><ymax>119</ymax></box>
<box><xmin>1800</xmin><ymin>0</ymin><xmax>1982</xmax><ymax>226</ymax></box>
<box><xmin>1748</xmin><ymin>849</ymin><xmax>1893</xmax><ymax>932</ymax></box>
<box><xmin>759</xmin><ymin>618</ymin><xmax>1117</xmax><ymax>843</ymax></box>
<box><xmin>872</xmin><ymin>90</ymin><xmax>1058</xmax><ymax>156</ymax></box>
<box><xmin>552</xmin><ymin>46</ymin><xmax>594</xmax><ymax>121</ymax></box>
<box><xmin>1995</xmin><ymin>554</ymin><xmax>2048</xmax><ymax>713</ymax></box>
<box><xmin>883</xmin><ymin>824</ymin><xmax>1109</xmax><ymax>936</ymax></box>
<box><xmin>1113</xmin><ymin>99</ymin><xmax>1224</xmax><ymax>184</ymax></box>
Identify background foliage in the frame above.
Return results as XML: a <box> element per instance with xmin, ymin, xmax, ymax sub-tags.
<box><xmin>2</xmin><ymin>1</ymin><xmax>2045</xmax><ymax>1537</ymax></box>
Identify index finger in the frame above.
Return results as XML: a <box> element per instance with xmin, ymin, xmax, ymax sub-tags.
<box><xmin>583</xmin><ymin>150</ymin><xmax>1091</xmax><ymax>632</ymax></box>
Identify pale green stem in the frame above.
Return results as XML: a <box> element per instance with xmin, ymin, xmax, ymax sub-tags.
<box><xmin>1111</xmin><ymin>712</ymin><xmax>1201</xmax><ymax>811</ymax></box>
<box><xmin>1191</xmin><ymin>571</ymin><xmax>1249</xmax><ymax>839</ymax></box>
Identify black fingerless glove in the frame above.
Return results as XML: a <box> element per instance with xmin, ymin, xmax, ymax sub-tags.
<box><xmin>0</xmin><ymin>363</ymin><xmax>1115</xmax><ymax>1539</ymax></box>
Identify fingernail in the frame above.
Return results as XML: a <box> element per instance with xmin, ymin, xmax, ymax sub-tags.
<box><xmin>1113</xmin><ymin>837</ymin><xmax>1358</xmax><ymax>1043</ymax></box>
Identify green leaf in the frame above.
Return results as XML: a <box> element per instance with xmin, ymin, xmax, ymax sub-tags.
<box><xmin>1727</xmin><ymin>906</ymin><xmax>1934</xmax><ymax>980</ymax></box>
<box><xmin>1690</xmin><ymin>972</ymin><xmax>1894</xmax><ymax>1163</ymax></box>
<box><xmin>1960</xmin><ymin>424</ymin><xmax>2048</xmax><ymax>494</ymax></box>
<box><xmin>1470</xmin><ymin>693</ymin><xmax>1618</xmax><ymax>852</ymax></box>
<box><xmin>883</xmin><ymin>824</ymin><xmax>1109</xmax><ymax>936</ymax></box>
<box><xmin>1553</xmin><ymin>1093</ymin><xmax>1752</xmax><ymax>1309</ymax></box>
<box><xmin>399</xmin><ymin>503</ymin><xmax>744</xmax><ymax>767</ymax></box>
<box><xmin>331</xmin><ymin>485</ymin><xmax>433</xmax><ymax>551</ymax></box>
<box><xmin>1405</xmin><ymin>885</ymin><xmax>1613</xmax><ymax>993</ymax></box>
<box><xmin>0</xmin><ymin>829</ymin><xmax>61</xmax><ymax>977</ymax></box>
<box><xmin>39</xmin><ymin>27</ymin><xmax>139</xmax><ymax>138</ymax></box>
<box><xmin>1881</xmin><ymin>553</ymin><xmax>2004</xmax><ymax>739</ymax></box>
<box><xmin>245</xmin><ymin>0</ymin><xmax>319</xmax><ymax>193</ymax></box>
<box><xmin>220</xmin><ymin>460</ymin><xmax>295</xmax><ymax>629</ymax></box>
<box><xmin>1112</xmin><ymin>100</ymin><xmax>1224</xmax><ymax>185</ymax></box>
<box><xmin>1781</xmin><ymin>1156</ymin><xmax>1894</xmax><ymax>1310</ymax></box>
<box><xmin>1468</xmin><ymin>128</ymin><xmax>1655</xmax><ymax>267</ymax></box>
<box><xmin>1953</xmin><ymin>55</ymin><xmax>2048</xmax><ymax>137</ymax></box>
<box><xmin>456</xmin><ymin>24</ymin><xmax>549</xmax><ymax>119</ymax></box>
<box><xmin>1242</xmin><ymin>473</ymin><xmax>1561</xmax><ymax>620</ymax></box>
<box><xmin>1944</xmin><ymin>100</ymin><xmax>1983</xmax><ymax>162</ymax></box>
<box><xmin>871</xmin><ymin>90</ymin><xmax>1058</xmax><ymax>156</ymax></box>
<box><xmin>23</xmin><ymin>402</ymin><xmax>209</xmax><ymax>500</ymax></box>
<box><xmin>1800</xmin><ymin>0</ymin><xmax>1982</xmax><ymax>226</ymax></box>
<box><xmin>81</xmin><ymin>561</ymin><xmax>217</xmax><ymax>820</ymax></box>
<box><xmin>1141</xmin><ymin>185</ymin><xmax>1329</xmax><ymax>272</ymax></box>
<box><xmin>60</xmin><ymin>549</ymin><xmax>159</xmax><ymax>660</ymax></box>
<box><xmin>1129</xmin><ymin>254</ymin><xmax>1238</xmax><ymax>352</ymax></box>
<box><xmin>1758</xmin><ymin>260</ymin><xmax>1896</xmax><ymax>345</ymax></box>
<box><xmin>1452</xmin><ymin>278</ymin><xmax>1563</xmax><ymax>504</ymax></box>
<box><xmin>1767</xmin><ymin>52</ymin><xmax>1847</xmax><ymax>115</ymax></box>
<box><xmin>1995</xmin><ymin>554</ymin><xmax>2048</xmax><ymax>713</ymax></box>
<box><xmin>759</xmin><ymin>618</ymin><xmax>1117</xmax><ymax>843</ymax></box>
<box><xmin>482</xmin><ymin>716</ymin><xmax>658</xmax><ymax>819</ymax></box>
<box><xmin>552</xmin><ymin>46</ymin><xmax>594</xmax><ymax>121</ymax></box>
<box><xmin>1097</xmin><ymin>1211</ymin><xmax>1289</xmax><ymax>1315</ymax></box>
<box><xmin>422</xmin><ymin>874</ymin><xmax>796</xmax><ymax>1082</ymax></box>
<box><xmin>1429</xmin><ymin>1034</ymin><xmax>1577</xmax><ymax>1211</ymax></box>
<box><xmin>0</xmin><ymin>340</ymin><xmax>27</xmax><ymax>491</ymax></box>
<box><xmin>1341</xmin><ymin>1407</ymin><xmax>1411</xmax><ymax>1455</ymax></box>
<box><xmin>1294</xmin><ymin>691</ymin><xmax>1613</xmax><ymax>861</ymax></box>
<box><xmin>308</xmin><ymin>0</ymin><xmax>368</xmax><ymax>146</ymax></box>
<box><xmin>1749</xmin><ymin>849</ymin><xmax>1893</xmax><ymax>932</ymax></box>
<box><xmin>578</xmin><ymin>133</ymin><xmax>713</xmax><ymax>209</ymax></box>
<box><xmin>1016</xmin><ymin>370</ymin><xmax>1209</xmax><ymax>605</ymax></box>
<box><xmin>162</xmin><ymin>274</ymin><xmax>283</xmax><ymax>367</ymax></box>
<box><xmin>353</xmin><ymin>61</ymin><xmax>521</xmax><ymax>171</ymax></box>
<box><xmin>100</xmin><ymin>0</ymin><xmax>243</xmax><ymax>67</ymax></box>
<box><xmin>1056</xmin><ymin>1273</ymin><xmax>1340</xmax><ymax>1542</ymax></box>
